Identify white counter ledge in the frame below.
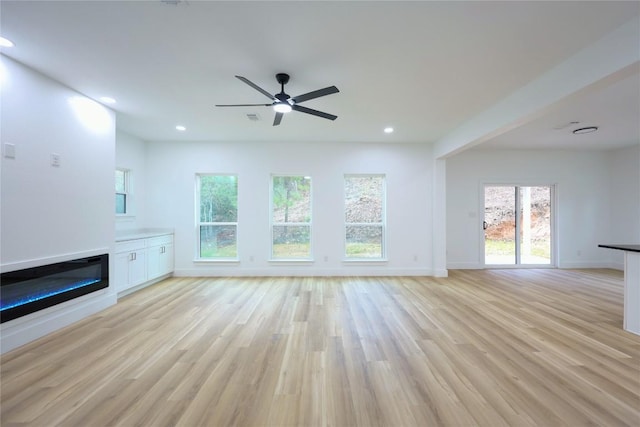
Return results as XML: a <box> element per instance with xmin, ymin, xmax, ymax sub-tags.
<box><xmin>115</xmin><ymin>228</ymin><xmax>174</xmax><ymax>242</ymax></box>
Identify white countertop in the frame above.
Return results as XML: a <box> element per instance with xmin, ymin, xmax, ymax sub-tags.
<box><xmin>115</xmin><ymin>228</ymin><xmax>174</xmax><ymax>242</ymax></box>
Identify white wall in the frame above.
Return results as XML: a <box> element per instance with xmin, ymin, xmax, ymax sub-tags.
<box><xmin>115</xmin><ymin>130</ymin><xmax>147</xmax><ymax>231</ymax></box>
<box><xmin>446</xmin><ymin>149</ymin><xmax>618</xmax><ymax>269</ymax></box>
<box><xmin>608</xmin><ymin>144</ymin><xmax>640</xmax><ymax>268</ymax></box>
<box><xmin>143</xmin><ymin>140</ymin><xmax>435</xmax><ymax>276</ymax></box>
<box><xmin>0</xmin><ymin>55</ymin><xmax>117</xmax><ymax>352</ymax></box>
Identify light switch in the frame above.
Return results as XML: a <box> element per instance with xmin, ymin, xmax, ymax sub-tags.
<box><xmin>51</xmin><ymin>153</ymin><xmax>61</xmax><ymax>167</ymax></box>
<box><xmin>4</xmin><ymin>143</ymin><xmax>15</xmax><ymax>159</ymax></box>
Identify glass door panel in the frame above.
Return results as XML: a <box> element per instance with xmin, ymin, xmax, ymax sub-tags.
<box><xmin>520</xmin><ymin>186</ymin><xmax>551</xmax><ymax>265</ymax></box>
<box><xmin>484</xmin><ymin>186</ymin><xmax>516</xmax><ymax>265</ymax></box>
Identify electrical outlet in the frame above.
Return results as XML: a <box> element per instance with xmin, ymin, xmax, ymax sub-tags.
<box><xmin>4</xmin><ymin>143</ymin><xmax>16</xmax><ymax>159</ymax></box>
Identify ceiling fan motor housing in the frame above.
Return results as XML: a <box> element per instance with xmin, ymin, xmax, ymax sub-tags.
<box><xmin>276</xmin><ymin>73</ymin><xmax>290</xmax><ymax>85</ymax></box>
<box><xmin>275</xmin><ymin>93</ymin><xmax>290</xmax><ymax>103</ymax></box>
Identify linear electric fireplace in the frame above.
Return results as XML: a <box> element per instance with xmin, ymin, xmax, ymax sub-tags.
<box><xmin>1</xmin><ymin>254</ymin><xmax>109</xmax><ymax>323</ymax></box>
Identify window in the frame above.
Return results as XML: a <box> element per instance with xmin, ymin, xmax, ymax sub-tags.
<box><xmin>271</xmin><ymin>175</ymin><xmax>312</xmax><ymax>260</ymax></box>
<box><xmin>197</xmin><ymin>174</ymin><xmax>238</xmax><ymax>259</ymax></box>
<box><xmin>344</xmin><ymin>175</ymin><xmax>386</xmax><ymax>259</ymax></box>
<box><xmin>115</xmin><ymin>168</ymin><xmax>129</xmax><ymax>215</ymax></box>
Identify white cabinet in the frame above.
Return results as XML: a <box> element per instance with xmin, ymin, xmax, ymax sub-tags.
<box><xmin>114</xmin><ymin>233</ymin><xmax>173</xmax><ymax>295</ymax></box>
<box><xmin>114</xmin><ymin>239</ymin><xmax>148</xmax><ymax>293</ymax></box>
<box><xmin>147</xmin><ymin>235</ymin><xmax>174</xmax><ymax>280</ymax></box>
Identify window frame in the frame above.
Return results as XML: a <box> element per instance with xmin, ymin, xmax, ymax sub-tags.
<box><xmin>195</xmin><ymin>173</ymin><xmax>239</xmax><ymax>262</ymax></box>
<box><xmin>269</xmin><ymin>174</ymin><xmax>313</xmax><ymax>261</ymax></box>
<box><xmin>343</xmin><ymin>174</ymin><xmax>387</xmax><ymax>261</ymax></box>
<box><xmin>115</xmin><ymin>168</ymin><xmax>131</xmax><ymax>216</ymax></box>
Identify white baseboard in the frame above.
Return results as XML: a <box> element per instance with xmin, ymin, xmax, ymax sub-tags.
<box><xmin>608</xmin><ymin>262</ymin><xmax>624</xmax><ymax>271</ymax></box>
<box><xmin>447</xmin><ymin>261</ymin><xmax>624</xmax><ymax>271</ymax></box>
<box><xmin>433</xmin><ymin>268</ymin><xmax>449</xmax><ymax>277</ymax></box>
<box><xmin>446</xmin><ymin>262</ymin><xmax>483</xmax><ymax>270</ymax></box>
<box><xmin>0</xmin><ymin>291</ymin><xmax>116</xmax><ymax>354</ymax></box>
<box><xmin>118</xmin><ymin>273</ymin><xmax>172</xmax><ymax>298</ymax></box>
<box><xmin>558</xmin><ymin>261</ymin><xmax>621</xmax><ymax>269</ymax></box>
<box><xmin>174</xmin><ymin>267</ymin><xmax>435</xmax><ymax>277</ymax></box>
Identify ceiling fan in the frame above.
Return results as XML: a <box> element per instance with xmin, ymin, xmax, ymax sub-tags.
<box><xmin>215</xmin><ymin>73</ymin><xmax>339</xmax><ymax>126</ymax></box>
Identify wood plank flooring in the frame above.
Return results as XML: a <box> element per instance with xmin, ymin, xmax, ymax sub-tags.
<box><xmin>1</xmin><ymin>269</ymin><xmax>639</xmax><ymax>426</ymax></box>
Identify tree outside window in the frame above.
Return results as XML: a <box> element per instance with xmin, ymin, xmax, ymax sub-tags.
<box><xmin>197</xmin><ymin>174</ymin><xmax>238</xmax><ymax>259</ymax></box>
<box><xmin>344</xmin><ymin>175</ymin><xmax>386</xmax><ymax>259</ymax></box>
<box><xmin>271</xmin><ymin>175</ymin><xmax>312</xmax><ymax>259</ymax></box>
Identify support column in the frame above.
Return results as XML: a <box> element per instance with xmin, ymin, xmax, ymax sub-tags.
<box><xmin>433</xmin><ymin>158</ymin><xmax>448</xmax><ymax>277</ymax></box>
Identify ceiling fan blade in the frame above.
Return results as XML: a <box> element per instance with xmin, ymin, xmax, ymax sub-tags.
<box><xmin>273</xmin><ymin>112</ymin><xmax>284</xmax><ymax>126</ymax></box>
<box><xmin>292</xmin><ymin>104</ymin><xmax>337</xmax><ymax>121</ymax></box>
<box><xmin>235</xmin><ymin>76</ymin><xmax>277</xmax><ymax>101</ymax></box>
<box><xmin>291</xmin><ymin>86</ymin><xmax>339</xmax><ymax>104</ymax></box>
<box><xmin>215</xmin><ymin>103</ymin><xmax>272</xmax><ymax>107</ymax></box>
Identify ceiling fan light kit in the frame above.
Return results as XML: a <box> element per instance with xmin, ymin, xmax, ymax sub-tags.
<box><xmin>216</xmin><ymin>73</ymin><xmax>339</xmax><ymax>126</ymax></box>
<box><xmin>273</xmin><ymin>103</ymin><xmax>292</xmax><ymax>113</ymax></box>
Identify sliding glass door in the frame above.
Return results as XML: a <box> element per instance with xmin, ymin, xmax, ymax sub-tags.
<box><xmin>483</xmin><ymin>185</ymin><xmax>553</xmax><ymax>267</ymax></box>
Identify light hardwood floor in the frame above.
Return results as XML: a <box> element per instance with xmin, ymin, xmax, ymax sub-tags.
<box><xmin>1</xmin><ymin>269</ymin><xmax>639</xmax><ymax>426</ymax></box>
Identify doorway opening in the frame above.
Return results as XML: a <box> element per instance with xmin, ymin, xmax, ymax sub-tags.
<box><xmin>483</xmin><ymin>185</ymin><xmax>554</xmax><ymax>267</ymax></box>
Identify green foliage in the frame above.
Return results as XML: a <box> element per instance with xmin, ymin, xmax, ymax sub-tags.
<box><xmin>272</xmin><ymin>176</ymin><xmax>311</xmax><ymax>223</ymax></box>
<box><xmin>272</xmin><ymin>243</ymin><xmax>311</xmax><ymax>258</ymax></box>
<box><xmin>199</xmin><ymin>176</ymin><xmax>238</xmax><ymax>259</ymax></box>
<box><xmin>273</xmin><ymin>176</ymin><xmax>309</xmax><ymax>208</ymax></box>
<box><xmin>272</xmin><ymin>225</ymin><xmax>310</xmax><ymax>244</ymax></box>
<box><xmin>200</xmin><ymin>243</ymin><xmax>237</xmax><ymax>258</ymax></box>
<box><xmin>200</xmin><ymin>224</ymin><xmax>237</xmax><ymax>258</ymax></box>
<box><xmin>485</xmin><ymin>239</ymin><xmax>550</xmax><ymax>259</ymax></box>
<box><xmin>200</xmin><ymin>175</ymin><xmax>237</xmax><ymax>223</ymax></box>
<box><xmin>345</xmin><ymin>243</ymin><xmax>382</xmax><ymax>257</ymax></box>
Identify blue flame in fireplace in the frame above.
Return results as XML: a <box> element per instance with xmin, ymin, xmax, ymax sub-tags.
<box><xmin>0</xmin><ymin>278</ymin><xmax>101</xmax><ymax>311</ymax></box>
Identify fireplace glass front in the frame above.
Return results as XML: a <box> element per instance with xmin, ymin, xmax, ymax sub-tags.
<box><xmin>1</xmin><ymin>254</ymin><xmax>109</xmax><ymax>323</ymax></box>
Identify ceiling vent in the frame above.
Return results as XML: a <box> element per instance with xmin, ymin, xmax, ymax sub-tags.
<box><xmin>246</xmin><ymin>113</ymin><xmax>260</xmax><ymax>122</ymax></box>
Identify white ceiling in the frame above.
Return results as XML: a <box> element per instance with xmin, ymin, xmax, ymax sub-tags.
<box><xmin>2</xmin><ymin>1</ymin><xmax>639</xmax><ymax>151</ymax></box>
<box><xmin>477</xmin><ymin>71</ymin><xmax>640</xmax><ymax>151</ymax></box>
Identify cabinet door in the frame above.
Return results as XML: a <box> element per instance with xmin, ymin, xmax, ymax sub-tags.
<box><xmin>147</xmin><ymin>245</ymin><xmax>163</xmax><ymax>280</ymax></box>
<box><xmin>114</xmin><ymin>251</ymin><xmax>131</xmax><ymax>292</ymax></box>
<box><xmin>148</xmin><ymin>244</ymin><xmax>174</xmax><ymax>279</ymax></box>
<box><xmin>128</xmin><ymin>250</ymin><xmax>147</xmax><ymax>286</ymax></box>
<box><xmin>161</xmin><ymin>244</ymin><xmax>174</xmax><ymax>276</ymax></box>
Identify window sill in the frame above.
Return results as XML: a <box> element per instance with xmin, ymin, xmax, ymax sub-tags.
<box><xmin>116</xmin><ymin>214</ymin><xmax>136</xmax><ymax>220</ymax></box>
<box><xmin>193</xmin><ymin>258</ymin><xmax>240</xmax><ymax>264</ymax></box>
<box><xmin>342</xmin><ymin>259</ymin><xmax>388</xmax><ymax>264</ymax></box>
<box><xmin>268</xmin><ymin>259</ymin><xmax>314</xmax><ymax>264</ymax></box>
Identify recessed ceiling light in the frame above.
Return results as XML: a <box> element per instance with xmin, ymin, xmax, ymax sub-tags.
<box><xmin>99</xmin><ymin>96</ymin><xmax>116</xmax><ymax>104</ymax></box>
<box><xmin>572</xmin><ymin>126</ymin><xmax>598</xmax><ymax>135</ymax></box>
<box><xmin>175</xmin><ymin>125</ymin><xmax>186</xmax><ymax>131</ymax></box>
<box><xmin>0</xmin><ymin>37</ymin><xmax>15</xmax><ymax>48</ymax></box>
<box><xmin>384</xmin><ymin>127</ymin><xmax>394</xmax><ymax>134</ymax></box>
